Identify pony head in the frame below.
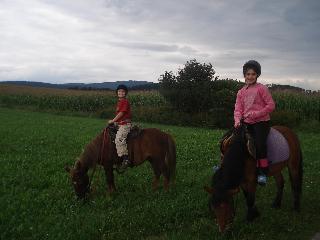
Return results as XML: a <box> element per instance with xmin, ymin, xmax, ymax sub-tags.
<box><xmin>65</xmin><ymin>160</ymin><xmax>90</xmax><ymax>199</ymax></box>
<box><xmin>205</xmin><ymin>181</ymin><xmax>239</xmax><ymax>232</ymax></box>
<box><xmin>206</xmin><ymin>124</ymin><xmax>250</xmax><ymax>232</ymax></box>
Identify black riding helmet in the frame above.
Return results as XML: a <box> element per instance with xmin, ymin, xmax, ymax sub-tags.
<box><xmin>116</xmin><ymin>84</ymin><xmax>128</xmax><ymax>95</ymax></box>
<box><xmin>243</xmin><ymin>60</ymin><xmax>261</xmax><ymax>77</ymax></box>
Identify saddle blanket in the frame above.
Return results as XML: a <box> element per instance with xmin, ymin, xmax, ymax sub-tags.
<box><xmin>267</xmin><ymin>128</ymin><xmax>290</xmax><ymax>164</ymax></box>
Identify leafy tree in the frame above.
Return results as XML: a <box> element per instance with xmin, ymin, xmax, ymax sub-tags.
<box><xmin>159</xmin><ymin>59</ymin><xmax>217</xmax><ymax>113</ymax></box>
<box><xmin>159</xmin><ymin>59</ymin><xmax>245</xmax><ymax>127</ymax></box>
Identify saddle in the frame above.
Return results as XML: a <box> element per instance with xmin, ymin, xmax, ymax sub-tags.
<box><xmin>107</xmin><ymin>124</ymin><xmax>142</xmax><ymax>144</ymax></box>
<box><xmin>219</xmin><ymin>125</ymin><xmax>289</xmax><ymax>165</ymax></box>
<box><xmin>105</xmin><ymin>124</ymin><xmax>143</xmax><ymax>172</ymax></box>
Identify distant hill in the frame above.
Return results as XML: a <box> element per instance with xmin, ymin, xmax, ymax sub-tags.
<box><xmin>2</xmin><ymin>80</ymin><xmax>316</xmax><ymax>93</ymax></box>
<box><xmin>0</xmin><ymin>80</ymin><xmax>157</xmax><ymax>90</ymax></box>
<box><xmin>267</xmin><ymin>83</ymin><xmax>305</xmax><ymax>92</ymax></box>
<box><xmin>129</xmin><ymin>82</ymin><xmax>159</xmax><ymax>90</ymax></box>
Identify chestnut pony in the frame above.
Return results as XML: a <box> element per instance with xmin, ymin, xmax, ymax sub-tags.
<box><xmin>65</xmin><ymin>126</ymin><xmax>176</xmax><ymax>198</ymax></box>
<box><xmin>205</xmin><ymin>124</ymin><xmax>303</xmax><ymax>232</ymax></box>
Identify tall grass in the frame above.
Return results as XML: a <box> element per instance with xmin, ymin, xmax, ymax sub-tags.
<box><xmin>0</xmin><ymin>85</ymin><xmax>167</xmax><ymax>112</ymax></box>
<box><xmin>273</xmin><ymin>91</ymin><xmax>320</xmax><ymax>121</ymax></box>
<box><xmin>0</xmin><ymin>85</ymin><xmax>319</xmax><ymax>128</ymax></box>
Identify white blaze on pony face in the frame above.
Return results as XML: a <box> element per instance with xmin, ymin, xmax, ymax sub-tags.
<box><xmin>205</xmin><ymin>187</ymin><xmax>238</xmax><ymax>233</ymax></box>
<box><xmin>65</xmin><ymin>165</ymin><xmax>89</xmax><ymax>199</ymax></box>
<box><xmin>213</xmin><ymin>200</ymin><xmax>235</xmax><ymax>233</ymax></box>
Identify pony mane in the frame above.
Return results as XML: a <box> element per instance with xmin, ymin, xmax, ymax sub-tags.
<box><xmin>219</xmin><ymin>128</ymin><xmax>234</xmax><ymax>153</ymax></box>
<box><xmin>212</xmin><ymin>127</ymin><xmax>247</xmax><ymax>205</ymax></box>
<box><xmin>76</xmin><ymin>131</ymin><xmax>105</xmax><ymax>172</ymax></box>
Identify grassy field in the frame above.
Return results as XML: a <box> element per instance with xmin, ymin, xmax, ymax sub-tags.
<box><xmin>0</xmin><ymin>107</ymin><xmax>319</xmax><ymax>240</ymax></box>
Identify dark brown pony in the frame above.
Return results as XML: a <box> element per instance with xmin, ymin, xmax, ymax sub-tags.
<box><xmin>65</xmin><ymin>126</ymin><xmax>176</xmax><ymax>198</ymax></box>
<box><xmin>205</xmin><ymin>124</ymin><xmax>303</xmax><ymax>232</ymax></box>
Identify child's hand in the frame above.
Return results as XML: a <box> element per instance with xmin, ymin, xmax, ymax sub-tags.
<box><xmin>244</xmin><ymin>112</ymin><xmax>251</xmax><ymax>119</ymax></box>
<box><xmin>244</xmin><ymin>111</ymin><xmax>256</xmax><ymax>119</ymax></box>
<box><xmin>234</xmin><ymin>121</ymin><xmax>241</xmax><ymax>128</ymax></box>
<box><xmin>108</xmin><ymin>120</ymin><xmax>114</xmax><ymax>124</ymax></box>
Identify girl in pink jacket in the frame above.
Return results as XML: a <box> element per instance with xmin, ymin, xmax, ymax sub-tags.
<box><xmin>234</xmin><ymin>60</ymin><xmax>275</xmax><ymax>185</ymax></box>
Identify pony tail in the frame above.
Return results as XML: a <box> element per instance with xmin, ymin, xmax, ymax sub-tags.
<box><xmin>291</xmin><ymin>136</ymin><xmax>303</xmax><ymax>196</ymax></box>
<box><xmin>287</xmin><ymin>132</ymin><xmax>303</xmax><ymax>211</ymax></box>
<box><xmin>165</xmin><ymin>134</ymin><xmax>176</xmax><ymax>183</ymax></box>
<box><xmin>297</xmin><ymin>148</ymin><xmax>303</xmax><ymax>195</ymax></box>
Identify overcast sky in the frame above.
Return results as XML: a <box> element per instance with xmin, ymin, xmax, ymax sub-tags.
<box><xmin>0</xmin><ymin>0</ymin><xmax>319</xmax><ymax>90</ymax></box>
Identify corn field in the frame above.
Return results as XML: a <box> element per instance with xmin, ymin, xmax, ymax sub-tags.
<box><xmin>273</xmin><ymin>91</ymin><xmax>320</xmax><ymax>121</ymax></box>
<box><xmin>0</xmin><ymin>85</ymin><xmax>167</xmax><ymax>113</ymax></box>
<box><xmin>0</xmin><ymin>85</ymin><xmax>319</xmax><ymax>127</ymax></box>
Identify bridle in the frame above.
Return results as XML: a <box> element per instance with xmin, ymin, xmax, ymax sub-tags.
<box><xmin>87</xmin><ymin>127</ymin><xmax>108</xmax><ymax>193</ymax></box>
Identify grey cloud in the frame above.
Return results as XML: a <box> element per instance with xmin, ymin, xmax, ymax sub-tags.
<box><xmin>0</xmin><ymin>0</ymin><xmax>319</xmax><ymax>90</ymax></box>
<box><xmin>108</xmin><ymin>41</ymin><xmax>208</xmax><ymax>58</ymax></box>
<box><xmin>284</xmin><ymin>0</ymin><xmax>320</xmax><ymax>26</ymax></box>
<box><xmin>109</xmin><ymin>41</ymin><xmax>181</xmax><ymax>52</ymax></box>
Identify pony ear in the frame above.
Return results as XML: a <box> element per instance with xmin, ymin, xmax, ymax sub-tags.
<box><xmin>220</xmin><ymin>135</ymin><xmax>232</xmax><ymax>154</ymax></box>
<box><xmin>227</xmin><ymin>188</ymin><xmax>240</xmax><ymax>196</ymax></box>
<box><xmin>64</xmin><ymin>165</ymin><xmax>71</xmax><ymax>173</ymax></box>
<box><xmin>204</xmin><ymin>186</ymin><xmax>215</xmax><ymax>194</ymax></box>
<box><xmin>75</xmin><ymin>161</ymin><xmax>82</xmax><ymax>170</ymax></box>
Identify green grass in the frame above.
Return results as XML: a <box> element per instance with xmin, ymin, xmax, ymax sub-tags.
<box><xmin>0</xmin><ymin>107</ymin><xmax>319</xmax><ymax>240</ymax></box>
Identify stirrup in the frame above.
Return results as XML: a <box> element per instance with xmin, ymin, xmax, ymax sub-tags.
<box><xmin>212</xmin><ymin>165</ymin><xmax>220</xmax><ymax>173</ymax></box>
<box><xmin>257</xmin><ymin>174</ymin><xmax>267</xmax><ymax>186</ymax></box>
<box><xmin>119</xmin><ymin>159</ymin><xmax>131</xmax><ymax>170</ymax></box>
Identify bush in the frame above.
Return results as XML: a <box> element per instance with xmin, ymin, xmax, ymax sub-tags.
<box><xmin>270</xmin><ymin>110</ymin><xmax>300</xmax><ymax>128</ymax></box>
<box><xmin>159</xmin><ymin>60</ymin><xmax>243</xmax><ymax>128</ymax></box>
<box><xmin>159</xmin><ymin>59</ymin><xmax>217</xmax><ymax>113</ymax></box>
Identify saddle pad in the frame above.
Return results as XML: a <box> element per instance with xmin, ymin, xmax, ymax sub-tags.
<box><xmin>267</xmin><ymin>128</ymin><xmax>290</xmax><ymax>164</ymax></box>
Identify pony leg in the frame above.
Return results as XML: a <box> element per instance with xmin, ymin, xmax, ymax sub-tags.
<box><xmin>289</xmin><ymin>169</ymin><xmax>302</xmax><ymax>211</ymax></box>
<box><xmin>288</xmin><ymin>150</ymin><xmax>303</xmax><ymax>212</ymax></box>
<box><xmin>152</xmin><ymin>175</ymin><xmax>160</xmax><ymax>191</ymax></box>
<box><xmin>272</xmin><ymin>173</ymin><xmax>284</xmax><ymax>209</ymax></box>
<box><xmin>163</xmin><ymin>177</ymin><xmax>169</xmax><ymax>191</ymax></box>
<box><xmin>162</xmin><ymin>166</ymin><xmax>170</xmax><ymax>191</ymax></box>
<box><xmin>104</xmin><ymin>168</ymin><xmax>116</xmax><ymax>193</ymax></box>
<box><xmin>162</xmin><ymin>161</ymin><xmax>171</xmax><ymax>191</ymax></box>
<box><xmin>242</xmin><ymin>189</ymin><xmax>260</xmax><ymax>221</ymax></box>
<box><xmin>275</xmin><ymin>126</ymin><xmax>303</xmax><ymax>212</ymax></box>
<box><xmin>150</xmin><ymin>159</ymin><xmax>161</xmax><ymax>191</ymax></box>
<box><xmin>164</xmin><ymin>135</ymin><xmax>176</xmax><ymax>187</ymax></box>
<box><xmin>152</xmin><ymin>157</ymin><xmax>170</xmax><ymax>191</ymax></box>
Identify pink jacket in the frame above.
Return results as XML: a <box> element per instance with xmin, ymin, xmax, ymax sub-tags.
<box><xmin>234</xmin><ymin>83</ymin><xmax>275</xmax><ymax>125</ymax></box>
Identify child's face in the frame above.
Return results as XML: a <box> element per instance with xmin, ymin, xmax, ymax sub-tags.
<box><xmin>117</xmin><ymin>89</ymin><xmax>126</xmax><ymax>98</ymax></box>
<box><xmin>244</xmin><ymin>69</ymin><xmax>258</xmax><ymax>85</ymax></box>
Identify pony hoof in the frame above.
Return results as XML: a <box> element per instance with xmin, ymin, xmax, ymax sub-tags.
<box><xmin>271</xmin><ymin>202</ymin><xmax>281</xmax><ymax>209</ymax></box>
<box><xmin>247</xmin><ymin>208</ymin><xmax>260</xmax><ymax>222</ymax></box>
<box><xmin>292</xmin><ymin>206</ymin><xmax>300</xmax><ymax>212</ymax></box>
<box><xmin>107</xmin><ymin>186</ymin><xmax>116</xmax><ymax>194</ymax></box>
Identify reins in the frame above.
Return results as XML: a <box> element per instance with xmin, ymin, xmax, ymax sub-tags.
<box><xmin>87</xmin><ymin>125</ymin><xmax>127</xmax><ymax>193</ymax></box>
<box><xmin>233</xmin><ymin>190</ymin><xmax>239</xmax><ymax>218</ymax></box>
<box><xmin>88</xmin><ymin>127</ymin><xmax>108</xmax><ymax>192</ymax></box>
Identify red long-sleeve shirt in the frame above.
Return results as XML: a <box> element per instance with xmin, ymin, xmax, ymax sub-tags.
<box><xmin>115</xmin><ymin>98</ymin><xmax>132</xmax><ymax>125</ymax></box>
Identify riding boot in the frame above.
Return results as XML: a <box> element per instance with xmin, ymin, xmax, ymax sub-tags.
<box><xmin>212</xmin><ymin>165</ymin><xmax>220</xmax><ymax>173</ymax></box>
<box><xmin>257</xmin><ymin>167</ymin><xmax>268</xmax><ymax>186</ymax></box>
<box><xmin>257</xmin><ymin>158</ymin><xmax>269</xmax><ymax>186</ymax></box>
<box><xmin>119</xmin><ymin>155</ymin><xmax>131</xmax><ymax>170</ymax></box>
